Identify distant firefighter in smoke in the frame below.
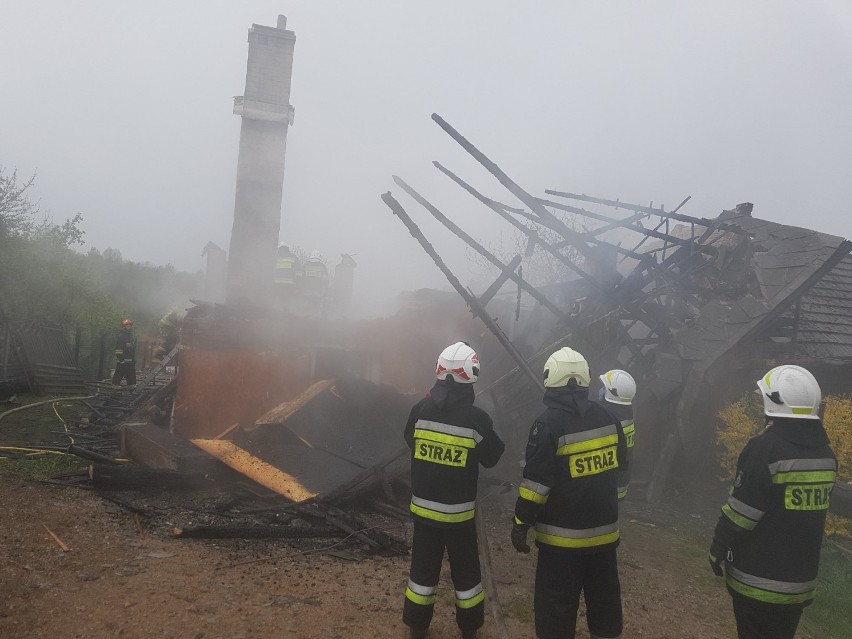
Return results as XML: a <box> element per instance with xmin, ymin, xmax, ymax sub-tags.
<box><xmin>112</xmin><ymin>318</ymin><xmax>136</xmax><ymax>389</ymax></box>
<box><xmin>273</xmin><ymin>243</ymin><xmax>300</xmax><ymax>309</ymax></box>
<box><xmin>300</xmin><ymin>249</ymin><xmax>329</xmax><ymax>316</ymax></box>
<box><xmin>156</xmin><ymin>310</ymin><xmax>181</xmax><ymax>363</ymax></box>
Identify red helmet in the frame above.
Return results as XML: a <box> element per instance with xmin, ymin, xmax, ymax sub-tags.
<box><xmin>120</xmin><ymin>319</ymin><xmax>134</xmax><ymax>329</ymax></box>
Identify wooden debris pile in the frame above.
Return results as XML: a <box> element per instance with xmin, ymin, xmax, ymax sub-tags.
<box><xmin>59</xmin><ymin>374</ymin><xmax>415</xmax><ymax>556</ymax></box>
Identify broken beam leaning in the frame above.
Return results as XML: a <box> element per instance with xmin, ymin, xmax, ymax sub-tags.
<box><xmin>393</xmin><ymin>175</ymin><xmax>566</xmax><ymax>319</ymax></box>
<box><xmin>382</xmin><ymin>191</ymin><xmax>542</xmax><ymax>390</ymax></box>
<box><xmin>433</xmin><ymin>160</ymin><xmax>601</xmax><ymax>296</ymax></box>
<box><xmin>431</xmin><ymin>113</ymin><xmax>606</xmax><ymax>290</ymax></box>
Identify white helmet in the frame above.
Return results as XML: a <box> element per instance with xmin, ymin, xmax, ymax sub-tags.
<box><xmin>436</xmin><ymin>342</ymin><xmax>479</xmax><ymax>384</ymax></box>
<box><xmin>544</xmin><ymin>347</ymin><xmax>590</xmax><ymax>388</ymax></box>
<box><xmin>309</xmin><ymin>249</ymin><xmax>322</xmax><ymax>261</ymax></box>
<box><xmin>756</xmin><ymin>365</ymin><xmax>821</xmax><ymax>420</ymax></box>
<box><xmin>599</xmin><ymin>369</ymin><xmax>636</xmax><ymax>405</ymax></box>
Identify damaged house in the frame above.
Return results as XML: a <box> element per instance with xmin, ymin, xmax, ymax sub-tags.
<box><xmin>381</xmin><ymin>113</ymin><xmax>852</xmax><ymax>501</ymax></box>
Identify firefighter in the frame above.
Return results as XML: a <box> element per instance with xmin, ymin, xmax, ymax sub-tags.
<box><xmin>709</xmin><ymin>365</ymin><xmax>837</xmax><ymax>639</ymax></box>
<box><xmin>598</xmin><ymin>369</ymin><xmax>636</xmax><ymax>500</ymax></box>
<box><xmin>112</xmin><ymin>319</ymin><xmax>136</xmax><ymax>389</ymax></box>
<box><xmin>300</xmin><ymin>249</ymin><xmax>328</xmax><ymax>316</ymax></box>
<box><xmin>274</xmin><ymin>243</ymin><xmax>299</xmax><ymax>307</ymax></box>
<box><xmin>331</xmin><ymin>253</ymin><xmax>356</xmax><ymax>318</ymax></box>
<box><xmin>156</xmin><ymin>310</ymin><xmax>180</xmax><ymax>361</ymax></box>
<box><xmin>512</xmin><ymin>347</ymin><xmax>627</xmax><ymax>639</ymax></box>
<box><xmin>403</xmin><ymin>342</ymin><xmax>505</xmax><ymax>639</ymax></box>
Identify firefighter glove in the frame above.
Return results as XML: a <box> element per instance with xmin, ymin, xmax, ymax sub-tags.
<box><xmin>511</xmin><ymin>521</ymin><xmax>531</xmax><ymax>554</ymax></box>
<box><xmin>708</xmin><ymin>553</ymin><xmax>723</xmax><ymax>577</ymax></box>
<box><xmin>708</xmin><ymin>537</ymin><xmax>726</xmax><ymax>577</ymax></box>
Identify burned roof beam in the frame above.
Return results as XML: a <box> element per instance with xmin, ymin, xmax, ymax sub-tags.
<box><xmin>431</xmin><ymin>113</ymin><xmax>610</xmax><ymax>289</ymax></box>
<box><xmin>432</xmin><ymin>161</ymin><xmax>601</xmax><ymax>280</ymax></box>
<box><xmin>478</xmin><ymin>255</ymin><xmax>523</xmax><ymax>307</ymax></box>
<box><xmin>428</xmin><ymin>115</ymin><xmax>654</xmax><ymax>362</ymax></box>
<box><xmin>392</xmin><ymin>175</ymin><xmax>568</xmax><ymax>320</ymax></box>
<box><xmin>427</xmin><ymin>169</ymin><xmax>662</xmax><ymax>355</ymax></box>
<box><xmin>541</xmin><ymin>198</ymin><xmax>716</xmax><ymax>257</ymax></box>
<box><xmin>381</xmin><ymin>191</ymin><xmax>543</xmax><ymax>389</ymax></box>
<box><xmin>545</xmin><ymin>191</ymin><xmax>670</xmax><ymax>215</ymax></box>
<box><xmin>546</xmin><ymin>190</ymin><xmax>750</xmax><ymax>237</ymax></box>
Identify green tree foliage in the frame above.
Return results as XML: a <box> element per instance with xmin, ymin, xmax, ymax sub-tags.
<box><xmin>0</xmin><ymin>166</ymin><xmax>202</xmax><ymax>376</ymax></box>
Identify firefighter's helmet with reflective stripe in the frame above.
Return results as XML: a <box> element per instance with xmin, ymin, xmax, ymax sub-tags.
<box><xmin>756</xmin><ymin>364</ymin><xmax>821</xmax><ymax>420</ymax></box>
<box><xmin>436</xmin><ymin>342</ymin><xmax>479</xmax><ymax>384</ymax></box>
<box><xmin>544</xmin><ymin>347</ymin><xmax>590</xmax><ymax>388</ymax></box>
<box><xmin>599</xmin><ymin>369</ymin><xmax>636</xmax><ymax>405</ymax></box>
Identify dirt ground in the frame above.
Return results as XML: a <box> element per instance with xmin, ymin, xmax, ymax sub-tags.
<box><xmin>1</xmin><ymin>469</ymin><xmax>794</xmax><ymax>639</ymax></box>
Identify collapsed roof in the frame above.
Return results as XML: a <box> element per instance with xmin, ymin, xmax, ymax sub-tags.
<box><xmin>382</xmin><ymin>113</ymin><xmax>852</xmax><ymax>497</ymax></box>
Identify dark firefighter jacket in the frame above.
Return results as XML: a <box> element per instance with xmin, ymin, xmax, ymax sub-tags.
<box><xmin>711</xmin><ymin>417</ymin><xmax>837</xmax><ymax>606</ymax></box>
<box><xmin>114</xmin><ymin>329</ymin><xmax>136</xmax><ymax>364</ymax></box>
<box><xmin>404</xmin><ymin>379</ymin><xmax>505</xmax><ymax>527</ymax></box>
<box><xmin>515</xmin><ymin>387</ymin><xmax>627</xmax><ymax>553</ymax></box>
<box><xmin>274</xmin><ymin>255</ymin><xmax>298</xmax><ymax>285</ymax></box>
<box><xmin>604</xmin><ymin>402</ymin><xmax>634</xmax><ymax>500</ymax></box>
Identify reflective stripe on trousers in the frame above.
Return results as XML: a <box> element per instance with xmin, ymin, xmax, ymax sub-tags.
<box><xmin>405</xmin><ymin>580</ymin><xmax>437</xmax><ymax>606</ymax></box>
<box><xmin>455</xmin><ymin>583</ymin><xmax>484</xmax><ymax>609</ymax></box>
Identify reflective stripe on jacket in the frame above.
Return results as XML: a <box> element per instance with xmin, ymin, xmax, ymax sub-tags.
<box><xmin>405</xmin><ymin>386</ymin><xmax>504</xmax><ymax>528</ymax></box>
<box><xmin>603</xmin><ymin>402</ymin><xmax>634</xmax><ymax>500</ymax></box>
<box><xmin>515</xmin><ymin>387</ymin><xmax>627</xmax><ymax>553</ymax></box>
<box><xmin>712</xmin><ymin>418</ymin><xmax>836</xmax><ymax>605</ymax></box>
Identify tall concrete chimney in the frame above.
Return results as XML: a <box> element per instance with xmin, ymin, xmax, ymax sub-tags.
<box><xmin>226</xmin><ymin>15</ymin><xmax>296</xmax><ymax>304</ymax></box>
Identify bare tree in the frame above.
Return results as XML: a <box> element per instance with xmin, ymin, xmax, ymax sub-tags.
<box><xmin>0</xmin><ymin>166</ymin><xmax>39</xmax><ymax>237</ymax></box>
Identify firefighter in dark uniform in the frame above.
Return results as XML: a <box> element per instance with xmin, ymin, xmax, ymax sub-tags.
<box><xmin>112</xmin><ymin>319</ymin><xmax>136</xmax><ymax>388</ymax></box>
<box><xmin>598</xmin><ymin>369</ymin><xmax>636</xmax><ymax>501</ymax></box>
<box><xmin>512</xmin><ymin>347</ymin><xmax>627</xmax><ymax>639</ymax></box>
<box><xmin>301</xmin><ymin>249</ymin><xmax>329</xmax><ymax>316</ymax></box>
<box><xmin>274</xmin><ymin>243</ymin><xmax>299</xmax><ymax>309</ymax></box>
<box><xmin>403</xmin><ymin>342</ymin><xmax>505</xmax><ymax>639</ymax></box>
<box><xmin>709</xmin><ymin>364</ymin><xmax>837</xmax><ymax>639</ymax></box>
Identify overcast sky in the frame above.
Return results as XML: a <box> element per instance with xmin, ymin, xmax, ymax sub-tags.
<box><xmin>3</xmin><ymin>1</ymin><xmax>852</xmax><ymax>316</ymax></box>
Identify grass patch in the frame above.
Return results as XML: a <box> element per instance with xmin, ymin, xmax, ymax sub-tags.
<box><xmin>0</xmin><ymin>452</ymin><xmax>88</xmax><ymax>480</ymax></box>
<box><xmin>504</xmin><ymin>596</ymin><xmax>534</xmax><ymax>623</ymax></box>
<box><xmin>800</xmin><ymin>543</ymin><xmax>852</xmax><ymax>638</ymax></box>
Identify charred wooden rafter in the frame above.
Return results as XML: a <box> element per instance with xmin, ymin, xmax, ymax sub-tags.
<box><xmin>384</xmin><ymin>112</ymin><xmax>852</xmax><ymax>503</ymax></box>
<box><xmin>381</xmin><ymin>191</ymin><xmax>543</xmax><ymax>389</ymax></box>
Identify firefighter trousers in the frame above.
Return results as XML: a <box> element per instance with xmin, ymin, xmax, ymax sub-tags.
<box><xmin>112</xmin><ymin>361</ymin><xmax>136</xmax><ymax>387</ymax></box>
<box><xmin>731</xmin><ymin>594</ymin><xmax>804</xmax><ymax>639</ymax></box>
<box><xmin>534</xmin><ymin>546</ymin><xmax>622</xmax><ymax>639</ymax></box>
<box><xmin>403</xmin><ymin>520</ymin><xmax>485</xmax><ymax>634</ymax></box>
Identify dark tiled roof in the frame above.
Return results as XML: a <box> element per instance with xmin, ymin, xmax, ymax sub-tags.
<box><xmin>778</xmin><ymin>256</ymin><xmax>852</xmax><ymax>359</ymax></box>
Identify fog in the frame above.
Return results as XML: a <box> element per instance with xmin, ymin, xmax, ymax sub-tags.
<box><xmin>3</xmin><ymin>1</ymin><xmax>852</xmax><ymax>318</ymax></box>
